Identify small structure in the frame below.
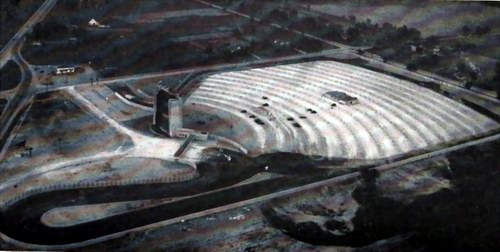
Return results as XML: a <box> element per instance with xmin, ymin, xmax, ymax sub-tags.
<box><xmin>322</xmin><ymin>91</ymin><xmax>359</xmax><ymax>105</ymax></box>
<box><xmin>173</xmin><ymin>128</ymin><xmax>209</xmax><ymax>141</ymax></box>
<box><xmin>88</xmin><ymin>18</ymin><xmax>110</xmax><ymax>28</ymax></box>
<box><xmin>55</xmin><ymin>67</ymin><xmax>76</xmax><ymax>75</ymax></box>
<box><xmin>88</xmin><ymin>19</ymin><xmax>100</xmax><ymax>27</ymax></box>
<box><xmin>410</xmin><ymin>44</ymin><xmax>424</xmax><ymax>54</ymax></box>
<box><xmin>173</xmin><ymin>134</ymin><xmax>196</xmax><ymax>159</ymax></box>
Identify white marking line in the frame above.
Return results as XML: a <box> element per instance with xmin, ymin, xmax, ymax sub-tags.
<box><xmin>67</xmin><ymin>87</ymin><xmax>183</xmax><ymax>159</ymax></box>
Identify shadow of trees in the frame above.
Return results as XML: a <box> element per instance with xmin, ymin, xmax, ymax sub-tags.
<box><xmin>263</xmin><ymin>139</ymin><xmax>500</xmax><ymax>251</ymax></box>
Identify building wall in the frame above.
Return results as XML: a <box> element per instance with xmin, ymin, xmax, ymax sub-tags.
<box><xmin>154</xmin><ymin>88</ymin><xmax>183</xmax><ymax>137</ymax></box>
<box><xmin>168</xmin><ymin>98</ymin><xmax>183</xmax><ymax>136</ymax></box>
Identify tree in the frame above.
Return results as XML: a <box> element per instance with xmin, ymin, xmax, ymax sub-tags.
<box><xmin>346</xmin><ymin>27</ymin><xmax>361</xmax><ymax>43</ymax></box>
<box><xmin>457</xmin><ymin>60</ymin><xmax>467</xmax><ymax>73</ymax></box>
<box><xmin>474</xmin><ymin>25</ymin><xmax>491</xmax><ymax>36</ymax></box>
<box><xmin>469</xmin><ymin>71</ymin><xmax>478</xmax><ymax>81</ymax></box>
<box><xmin>465</xmin><ymin>81</ymin><xmax>473</xmax><ymax>90</ymax></box>
<box><xmin>233</xmin><ymin>28</ymin><xmax>242</xmax><ymax>39</ymax></box>
<box><xmin>268</xmin><ymin>8</ymin><xmax>288</xmax><ymax>24</ymax></box>
<box><xmin>483</xmin><ymin>25</ymin><xmax>491</xmax><ymax>35</ymax></box>
<box><xmin>325</xmin><ymin>23</ymin><xmax>343</xmax><ymax>41</ymax></box>
<box><xmin>461</xmin><ymin>25</ymin><xmax>471</xmax><ymax>36</ymax></box>
<box><xmin>406</xmin><ymin>63</ymin><xmax>418</xmax><ymax>71</ymax></box>
<box><xmin>204</xmin><ymin>46</ymin><xmax>213</xmax><ymax>55</ymax></box>
<box><xmin>301</xmin><ymin>17</ymin><xmax>319</xmax><ymax>31</ymax></box>
<box><xmin>32</xmin><ymin>22</ymin><xmax>43</xmax><ymax>40</ymax></box>
<box><xmin>360</xmin><ymin>168</ymin><xmax>380</xmax><ymax>189</ymax></box>
<box><xmin>424</xmin><ymin>35</ymin><xmax>440</xmax><ymax>47</ymax></box>
<box><xmin>348</xmin><ymin>15</ymin><xmax>356</xmax><ymax>23</ymax></box>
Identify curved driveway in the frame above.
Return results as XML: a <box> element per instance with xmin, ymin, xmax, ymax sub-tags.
<box><xmin>0</xmin><ymin>157</ymin><xmax>323</xmax><ymax>246</ymax></box>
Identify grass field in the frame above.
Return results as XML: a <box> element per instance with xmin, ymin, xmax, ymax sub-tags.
<box><xmin>21</xmin><ymin>0</ymin><xmax>331</xmax><ymax>77</ymax></box>
<box><xmin>307</xmin><ymin>2</ymin><xmax>500</xmax><ymax>37</ymax></box>
<box><xmin>0</xmin><ymin>0</ymin><xmax>42</xmax><ymax>48</ymax></box>
<box><xmin>0</xmin><ymin>91</ymin><xmax>132</xmax><ymax>183</ymax></box>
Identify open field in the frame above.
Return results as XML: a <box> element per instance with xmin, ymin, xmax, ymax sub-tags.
<box><xmin>41</xmin><ymin>197</ymin><xmax>177</xmax><ymax>228</ymax></box>
<box><xmin>38</xmin><ymin>170</ymin><xmax>284</xmax><ymax>229</ymax></box>
<box><xmin>68</xmin><ymin>84</ymin><xmax>211</xmax><ymax>164</ymax></box>
<box><xmin>0</xmin><ymin>156</ymin><xmax>197</xmax><ymax>215</ymax></box>
<box><xmin>20</xmin><ymin>0</ymin><xmax>252</xmax><ymax>75</ymax></box>
<box><xmin>116</xmin><ymin>8</ymin><xmax>229</xmax><ymax>24</ymax></box>
<box><xmin>307</xmin><ymin>2</ymin><xmax>500</xmax><ymax>37</ymax></box>
<box><xmin>0</xmin><ymin>0</ymin><xmax>42</xmax><ymax>48</ymax></box>
<box><xmin>0</xmin><ymin>91</ymin><xmax>132</xmax><ymax>183</ymax></box>
<box><xmin>464</xmin><ymin>34</ymin><xmax>500</xmax><ymax>61</ymax></box>
<box><xmin>20</xmin><ymin>0</ymin><xmax>335</xmax><ymax>77</ymax></box>
<box><xmin>184</xmin><ymin>60</ymin><xmax>499</xmax><ymax>159</ymax></box>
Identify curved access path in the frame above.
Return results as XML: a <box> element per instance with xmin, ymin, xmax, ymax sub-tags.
<box><xmin>0</xmin><ymin>40</ymin><xmax>34</xmax><ymax>157</ymax></box>
<box><xmin>0</xmin><ymin>157</ymin><xmax>309</xmax><ymax>247</ymax></box>
<box><xmin>0</xmin><ymin>0</ymin><xmax>57</xmax><ymax>68</ymax></box>
<box><xmin>1</xmin><ymin>130</ymin><xmax>499</xmax><ymax>250</ymax></box>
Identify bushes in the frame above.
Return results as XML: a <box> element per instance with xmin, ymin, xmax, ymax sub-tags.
<box><xmin>406</xmin><ymin>63</ymin><xmax>418</xmax><ymax>71</ymax></box>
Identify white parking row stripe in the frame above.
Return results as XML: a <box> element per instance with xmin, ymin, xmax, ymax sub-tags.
<box><xmin>219</xmin><ymin>72</ymin><xmax>332</xmax><ymax>155</ymax></box>
<box><xmin>195</xmin><ymin>79</ymin><xmax>323</xmax><ymax>155</ymax></box>
<box><xmin>185</xmin><ymin>61</ymin><xmax>497</xmax><ymax>159</ymax></box>
<box><xmin>191</xmin><ymin>88</ymin><xmax>287</xmax><ymax>151</ymax></box>
<box><xmin>184</xmin><ymin>98</ymin><xmax>266</xmax><ymax>154</ymax></box>
<box><xmin>331</xmin><ymin>62</ymin><xmax>485</xmax><ymax>132</ymax></box>
<box><xmin>282</xmin><ymin>64</ymin><xmax>446</xmax><ymax>146</ymax></box>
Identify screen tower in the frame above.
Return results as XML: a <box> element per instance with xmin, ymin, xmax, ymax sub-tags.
<box><xmin>153</xmin><ymin>87</ymin><xmax>182</xmax><ymax>137</ymax></box>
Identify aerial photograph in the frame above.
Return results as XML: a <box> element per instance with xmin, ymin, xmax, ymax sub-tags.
<box><xmin>0</xmin><ymin>0</ymin><xmax>499</xmax><ymax>251</ymax></box>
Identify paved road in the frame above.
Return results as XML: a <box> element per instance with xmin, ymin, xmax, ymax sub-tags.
<box><xmin>0</xmin><ymin>49</ymin><xmax>350</xmax><ymax>195</ymax></box>
<box><xmin>33</xmin><ymin>47</ymin><xmax>351</xmax><ymax>94</ymax></box>
<box><xmin>4</xmin><ymin>0</ymin><xmax>497</xmax><ymax>156</ymax></box>
<box><xmin>0</xmin><ymin>0</ymin><xmax>57</xmax><ymax>157</ymax></box>
<box><xmin>0</xmin><ymin>0</ymin><xmax>499</xmax><ymax>249</ymax></box>
<box><xmin>0</xmin><ymin>0</ymin><xmax>57</xmax><ymax>68</ymax></box>
<box><xmin>0</xmin><ymin>154</ymin><xmax>310</xmax><ymax>246</ymax></box>
<box><xmin>0</xmin><ymin>40</ymin><xmax>33</xmax><ymax>153</ymax></box>
<box><xmin>1</xmin><ymin>128</ymin><xmax>499</xmax><ymax>250</ymax></box>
